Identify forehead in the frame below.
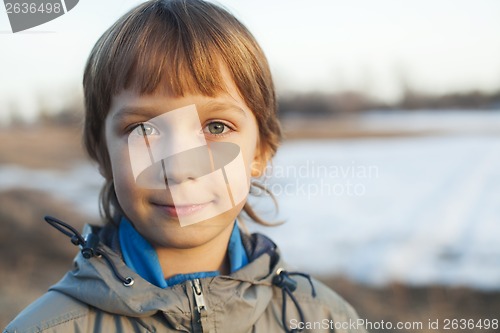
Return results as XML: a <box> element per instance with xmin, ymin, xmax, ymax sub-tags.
<box><xmin>121</xmin><ymin>60</ymin><xmax>227</xmax><ymax>99</ymax></box>
<box><xmin>105</xmin><ymin>13</ymin><xmax>243</xmax><ymax>109</ymax></box>
<box><xmin>108</xmin><ymin>65</ymin><xmax>250</xmax><ymax>121</ymax></box>
<box><xmin>107</xmin><ymin>89</ymin><xmax>249</xmax><ymax>124</ymax></box>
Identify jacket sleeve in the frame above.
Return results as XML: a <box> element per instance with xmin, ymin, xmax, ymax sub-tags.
<box><xmin>3</xmin><ymin>291</ymin><xmax>152</xmax><ymax>333</ymax></box>
<box><xmin>3</xmin><ymin>291</ymin><xmax>96</xmax><ymax>333</ymax></box>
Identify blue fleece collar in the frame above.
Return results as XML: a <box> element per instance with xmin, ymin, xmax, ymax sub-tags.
<box><xmin>118</xmin><ymin>218</ymin><xmax>249</xmax><ymax>288</ymax></box>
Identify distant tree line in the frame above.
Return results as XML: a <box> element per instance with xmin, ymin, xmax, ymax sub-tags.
<box><xmin>278</xmin><ymin>89</ymin><xmax>500</xmax><ymax>118</ymax></box>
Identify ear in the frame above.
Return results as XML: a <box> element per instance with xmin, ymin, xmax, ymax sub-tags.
<box><xmin>250</xmin><ymin>142</ymin><xmax>271</xmax><ymax>178</ymax></box>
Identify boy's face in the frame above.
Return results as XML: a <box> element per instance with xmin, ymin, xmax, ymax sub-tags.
<box><xmin>104</xmin><ymin>77</ymin><xmax>264</xmax><ymax>249</ymax></box>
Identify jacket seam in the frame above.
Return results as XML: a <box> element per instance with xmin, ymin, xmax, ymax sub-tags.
<box><xmin>26</xmin><ymin>312</ymin><xmax>89</xmax><ymax>333</ymax></box>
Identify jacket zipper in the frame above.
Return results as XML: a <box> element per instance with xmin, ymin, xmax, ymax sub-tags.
<box><xmin>191</xmin><ymin>278</ymin><xmax>207</xmax><ymax>314</ymax></box>
<box><xmin>191</xmin><ymin>278</ymin><xmax>209</xmax><ymax>332</ymax></box>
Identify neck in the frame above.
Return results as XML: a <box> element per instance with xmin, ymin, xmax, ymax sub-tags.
<box><xmin>154</xmin><ymin>223</ymin><xmax>233</xmax><ymax>279</ymax></box>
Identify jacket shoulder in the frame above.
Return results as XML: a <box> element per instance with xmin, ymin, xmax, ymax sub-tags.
<box><xmin>4</xmin><ymin>291</ymin><xmax>90</xmax><ymax>333</ymax></box>
<box><xmin>274</xmin><ymin>275</ymin><xmax>367</xmax><ymax>332</ymax></box>
<box><xmin>310</xmin><ymin>277</ymin><xmax>361</xmax><ymax>319</ymax></box>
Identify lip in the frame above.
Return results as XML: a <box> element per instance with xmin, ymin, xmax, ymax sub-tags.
<box><xmin>152</xmin><ymin>202</ymin><xmax>211</xmax><ymax>218</ymax></box>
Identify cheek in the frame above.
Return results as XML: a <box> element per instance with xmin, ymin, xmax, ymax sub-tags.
<box><xmin>241</xmin><ymin>149</ymin><xmax>255</xmax><ymax>177</ymax></box>
<box><xmin>107</xmin><ymin>141</ymin><xmax>138</xmax><ymax>198</ymax></box>
<box><xmin>240</xmin><ymin>134</ymin><xmax>260</xmax><ymax>178</ymax></box>
<box><xmin>113</xmin><ymin>167</ymin><xmax>135</xmax><ymax>198</ymax></box>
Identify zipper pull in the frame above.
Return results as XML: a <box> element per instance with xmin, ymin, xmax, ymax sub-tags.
<box><xmin>191</xmin><ymin>278</ymin><xmax>207</xmax><ymax>314</ymax></box>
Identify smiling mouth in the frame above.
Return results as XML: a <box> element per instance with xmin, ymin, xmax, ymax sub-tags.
<box><xmin>153</xmin><ymin>202</ymin><xmax>212</xmax><ymax>218</ymax></box>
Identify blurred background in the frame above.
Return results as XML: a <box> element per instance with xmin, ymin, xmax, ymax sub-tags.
<box><xmin>1</xmin><ymin>0</ymin><xmax>500</xmax><ymax>331</ymax></box>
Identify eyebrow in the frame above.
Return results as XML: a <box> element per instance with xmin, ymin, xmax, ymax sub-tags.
<box><xmin>112</xmin><ymin>106</ymin><xmax>162</xmax><ymax>122</ymax></box>
<box><xmin>201</xmin><ymin>101</ymin><xmax>247</xmax><ymax>118</ymax></box>
<box><xmin>112</xmin><ymin>101</ymin><xmax>247</xmax><ymax>122</ymax></box>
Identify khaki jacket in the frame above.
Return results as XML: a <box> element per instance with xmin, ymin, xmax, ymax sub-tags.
<box><xmin>4</xmin><ymin>224</ymin><xmax>367</xmax><ymax>333</ymax></box>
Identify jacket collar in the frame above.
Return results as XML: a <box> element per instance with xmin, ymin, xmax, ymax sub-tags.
<box><xmin>50</xmin><ymin>223</ymin><xmax>281</xmax><ymax>319</ymax></box>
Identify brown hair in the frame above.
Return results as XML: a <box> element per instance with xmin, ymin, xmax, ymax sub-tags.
<box><xmin>83</xmin><ymin>0</ymin><xmax>282</xmax><ymax>225</ymax></box>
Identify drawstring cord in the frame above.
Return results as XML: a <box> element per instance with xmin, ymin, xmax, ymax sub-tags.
<box><xmin>44</xmin><ymin>216</ymin><xmax>135</xmax><ymax>287</ymax></box>
<box><xmin>272</xmin><ymin>268</ymin><xmax>317</xmax><ymax>333</ymax></box>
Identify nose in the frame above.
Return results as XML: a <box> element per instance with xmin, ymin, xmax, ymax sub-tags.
<box><xmin>161</xmin><ymin>145</ymin><xmax>214</xmax><ymax>185</ymax></box>
<box><xmin>134</xmin><ymin>132</ymin><xmax>211</xmax><ymax>188</ymax></box>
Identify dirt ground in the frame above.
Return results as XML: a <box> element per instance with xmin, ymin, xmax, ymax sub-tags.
<box><xmin>319</xmin><ymin>277</ymin><xmax>500</xmax><ymax>333</ymax></box>
<box><xmin>0</xmin><ymin>124</ymin><xmax>86</xmax><ymax>169</ymax></box>
<box><xmin>0</xmin><ymin>189</ymin><xmax>97</xmax><ymax>328</ymax></box>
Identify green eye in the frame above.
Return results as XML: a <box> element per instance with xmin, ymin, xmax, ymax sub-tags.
<box><xmin>207</xmin><ymin>122</ymin><xmax>226</xmax><ymax>135</ymax></box>
<box><xmin>135</xmin><ymin>123</ymin><xmax>159</xmax><ymax>136</ymax></box>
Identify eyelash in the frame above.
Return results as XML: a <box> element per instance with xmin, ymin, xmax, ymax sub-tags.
<box><xmin>125</xmin><ymin>120</ymin><xmax>236</xmax><ymax>138</ymax></box>
<box><xmin>203</xmin><ymin>120</ymin><xmax>235</xmax><ymax>138</ymax></box>
<box><xmin>126</xmin><ymin>123</ymin><xmax>158</xmax><ymax>136</ymax></box>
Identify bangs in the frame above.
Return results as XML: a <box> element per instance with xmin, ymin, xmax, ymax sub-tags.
<box><xmin>95</xmin><ymin>1</ymin><xmax>232</xmax><ymax>98</ymax></box>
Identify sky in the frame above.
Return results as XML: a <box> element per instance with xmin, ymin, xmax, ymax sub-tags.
<box><xmin>1</xmin><ymin>0</ymin><xmax>500</xmax><ymax>122</ymax></box>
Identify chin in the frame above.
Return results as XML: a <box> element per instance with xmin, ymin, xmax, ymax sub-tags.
<box><xmin>145</xmin><ymin>214</ymin><xmax>236</xmax><ymax>249</ymax></box>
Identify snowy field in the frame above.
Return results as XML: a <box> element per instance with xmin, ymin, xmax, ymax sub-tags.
<box><xmin>250</xmin><ymin>135</ymin><xmax>500</xmax><ymax>290</ymax></box>
<box><xmin>1</xmin><ymin>111</ymin><xmax>499</xmax><ymax>290</ymax></box>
